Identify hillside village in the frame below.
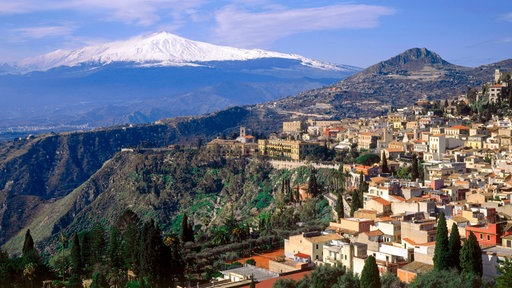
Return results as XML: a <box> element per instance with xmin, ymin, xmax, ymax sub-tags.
<box><xmin>203</xmin><ymin>69</ymin><xmax>512</xmax><ymax>286</ymax></box>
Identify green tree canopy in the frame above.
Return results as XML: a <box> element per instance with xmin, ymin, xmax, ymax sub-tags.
<box><xmin>433</xmin><ymin>212</ymin><xmax>450</xmax><ymax>270</ymax></box>
<box><xmin>447</xmin><ymin>223</ymin><xmax>461</xmax><ymax>271</ymax></box>
<box><xmin>361</xmin><ymin>255</ymin><xmax>381</xmax><ymax>288</ymax></box>
<box><xmin>496</xmin><ymin>257</ymin><xmax>512</xmax><ymax>288</ymax></box>
<box><xmin>356</xmin><ymin>153</ymin><xmax>381</xmax><ymax>166</ymax></box>
<box><xmin>70</xmin><ymin>232</ymin><xmax>83</xmax><ymax>286</ymax></box>
<box><xmin>409</xmin><ymin>269</ymin><xmax>481</xmax><ymax>288</ymax></box>
<box><xmin>460</xmin><ymin>231</ymin><xmax>483</xmax><ymax>277</ymax></box>
<box><xmin>22</xmin><ymin>229</ymin><xmax>35</xmax><ymax>256</ymax></box>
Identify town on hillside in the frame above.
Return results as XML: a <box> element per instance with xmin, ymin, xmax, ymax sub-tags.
<box><xmin>200</xmin><ymin>69</ymin><xmax>512</xmax><ymax>286</ymax></box>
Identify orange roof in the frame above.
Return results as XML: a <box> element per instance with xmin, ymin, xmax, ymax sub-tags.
<box><xmin>390</xmin><ymin>195</ymin><xmax>406</xmax><ymax>202</ymax></box>
<box><xmin>370</xmin><ymin>176</ymin><xmax>389</xmax><ymax>184</ymax></box>
<box><xmin>403</xmin><ymin>238</ymin><xmax>416</xmax><ymax>245</ymax></box>
<box><xmin>294</xmin><ymin>252</ymin><xmax>310</xmax><ymax>259</ymax></box>
<box><xmin>371</xmin><ymin>196</ymin><xmax>391</xmax><ymax>206</ymax></box>
<box><xmin>366</xmin><ymin>230</ymin><xmax>384</xmax><ymax>237</ymax></box>
<box><xmin>449</xmin><ymin>125</ymin><xmax>470</xmax><ymax>130</ymax></box>
<box><xmin>376</xmin><ymin>216</ymin><xmax>395</xmax><ymax>222</ymax></box>
<box><xmin>385</xmin><ymin>148</ymin><xmax>405</xmax><ymax>153</ymax></box>
<box><xmin>416</xmin><ymin>241</ymin><xmax>436</xmax><ymax>246</ymax></box>
<box><xmin>251</xmin><ymin>271</ymin><xmax>312</xmax><ymax>288</ymax></box>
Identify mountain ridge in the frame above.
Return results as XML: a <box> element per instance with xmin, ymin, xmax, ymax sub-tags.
<box><xmin>13</xmin><ymin>32</ymin><xmax>355</xmax><ymax>73</ymax></box>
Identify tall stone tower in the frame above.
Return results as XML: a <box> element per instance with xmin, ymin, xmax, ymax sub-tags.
<box><xmin>495</xmin><ymin>69</ymin><xmax>502</xmax><ymax>84</ymax></box>
<box><xmin>240</xmin><ymin>126</ymin><xmax>246</xmax><ymax>138</ymax></box>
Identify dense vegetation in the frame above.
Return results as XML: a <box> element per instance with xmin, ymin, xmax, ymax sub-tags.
<box><xmin>1</xmin><ymin>146</ymin><xmax>340</xmax><ymax>286</ymax></box>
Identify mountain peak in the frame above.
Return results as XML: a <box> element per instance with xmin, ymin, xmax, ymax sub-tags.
<box><xmin>394</xmin><ymin>47</ymin><xmax>447</xmax><ymax>65</ymax></box>
<box><xmin>357</xmin><ymin>47</ymin><xmax>455</xmax><ymax>76</ymax></box>
<box><xmin>15</xmin><ymin>32</ymin><xmax>348</xmax><ymax>72</ymax></box>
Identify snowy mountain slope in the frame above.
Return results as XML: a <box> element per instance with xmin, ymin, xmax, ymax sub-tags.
<box><xmin>16</xmin><ymin>32</ymin><xmax>356</xmax><ymax>72</ymax></box>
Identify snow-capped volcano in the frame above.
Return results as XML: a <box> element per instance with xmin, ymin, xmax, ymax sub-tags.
<box><xmin>17</xmin><ymin>32</ymin><xmax>349</xmax><ymax>72</ymax></box>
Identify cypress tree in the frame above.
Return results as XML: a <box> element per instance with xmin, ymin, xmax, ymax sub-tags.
<box><xmin>460</xmin><ymin>231</ymin><xmax>483</xmax><ymax>276</ymax></box>
<box><xmin>350</xmin><ymin>189</ymin><xmax>361</xmax><ymax>217</ymax></box>
<box><xmin>411</xmin><ymin>153</ymin><xmax>419</xmax><ymax>181</ymax></box>
<box><xmin>108</xmin><ymin>227</ymin><xmax>122</xmax><ymax>270</ymax></box>
<box><xmin>308</xmin><ymin>170</ymin><xmax>320</xmax><ymax>197</ymax></box>
<box><xmin>180</xmin><ymin>213</ymin><xmax>189</xmax><ymax>243</ymax></box>
<box><xmin>140</xmin><ymin>219</ymin><xmax>172</xmax><ymax>287</ymax></box>
<box><xmin>447</xmin><ymin>223</ymin><xmax>462</xmax><ymax>271</ymax></box>
<box><xmin>433</xmin><ymin>212</ymin><xmax>450</xmax><ymax>270</ymax></box>
<box><xmin>22</xmin><ymin>229</ymin><xmax>35</xmax><ymax>256</ymax></box>
<box><xmin>381</xmin><ymin>154</ymin><xmax>390</xmax><ymax>174</ymax></box>
<box><xmin>89</xmin><ymin>223</ymin><xmax>105</xmax><ymax>265</ymax></box>
<box><xmin>70</xmin><ymin>233</ymin><xmax>82</xmax><ymax>278</ymax></box>
<box><xmin>335</xmin><ymin>190</ymin><xmax>345</xmax><ymax>220</ymax></box>
<box><xmin>360</xmin><ymin>255</ymin><xmax>381</xmax><ymax>288</ymax></box>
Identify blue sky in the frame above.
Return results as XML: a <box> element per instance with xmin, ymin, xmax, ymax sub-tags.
<box><xmin>1</xmin><ymin>0</ymin><xmax>511</xmax><ymax>67</ymax></box>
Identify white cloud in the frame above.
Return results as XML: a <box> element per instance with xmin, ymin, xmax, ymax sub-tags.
<box><xmin>12</xmin><ymin>25</ymin><xmax>76</xmax><ymax>39</ymax></box>
<box><xmin>501</xmin><ymin>12</ymin><xmax>512</xmax><ymax>22</ymax></box>
<box><xmin>0</xmin><ymin>0</ymin><xmax>208</xmax><ymax>26</ymax></box>
<box><xmin>213</xmin><ymin>4</ymin><xmax>395</xmax><ymax>48</ymax></box>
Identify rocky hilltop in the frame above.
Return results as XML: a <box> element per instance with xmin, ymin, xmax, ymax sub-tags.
<box><xmin>271</xmin><ymin>48</ymin><xmax>511</xmax><ymax>119</ymax></box>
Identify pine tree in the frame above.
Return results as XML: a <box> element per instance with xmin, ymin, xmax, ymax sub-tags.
<box><xmin>433</xmin><ymin>212</ymin><xmax>450</xmax><ymax>270</ymax></box>
<box><xmin>447</xmin><ymin>223</ymin><xmax>461</xmax><ymax>271</ymax></box>
<box><xmin>22</xmin><ymin>229</ymin><xmax>35</xmax><ymax>256</ymax></box>
<box><xmin>460</xmin><ymin>231</ymin><xmax>483</xmax><ymax>276</ymax></box>
<box><xmin>360</xmin><ymin>255</ymin><xmax>381</xmax><ymax>288</ymax></box>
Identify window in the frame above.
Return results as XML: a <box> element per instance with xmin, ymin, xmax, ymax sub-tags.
<box><xmin>480</xmin><ymin>234</ymin><xmax>483</xmax><ymax>240</ymax></box>
<box><xmin>487</xmin><ymin>235</ymin><xmax>490</xmax><ymax>241</ymax></box>
<box><xmin>508</xmin><ymin>240</ymin><xmax>511</xmax><ymax>248</ymax></box>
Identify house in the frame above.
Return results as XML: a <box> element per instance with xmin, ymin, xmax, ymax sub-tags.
<box><xmin>282</xmin><ymin>121</ymin><xmax>305</xmax><ymax>134</ymax></box>
<box><xmin>257</xmin><ymin>138</ymin><xmax>322</xmax><ymax>160</ymax></box>
<box><xmin>284</xmin><ymin>232</ymin><xmax>343</xmax><ymax>262</ymax></box>
<box><xmin>358</xmin><ymin>132</ymin><xmax>380</xmax><ymax>151</ymax></box>
<box><xmin>447</xmin><ymin>216</ymin><xmax>469</xmax><ymax>237</ymax></box>
<box><xmin>322</xmin><ymin>240</ymin><xmax>367</xmax><ymax>271</ymax></box>
<box><xmin>364</xmin><ymin>197</ymin><xmax>392</xmax><ymax>216</ymax></box>
<box><xmin>400</xmin><ymin>218</ymin><xmax>437</xmax><ymax>244</ymax></box>
<box><xmin>465</xmin><ymin>222</ymin><xmax>507</xmax><ymax>248</ymax></box>
<box><xmin>329</xmin><ymin>218</ymin><xmax>375</xmax><ymax>235</ymax></box>
<box><xmin>397</xmin><ymin>261</ymin><xmax>434</xmax><ymax>284</ymax></box>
